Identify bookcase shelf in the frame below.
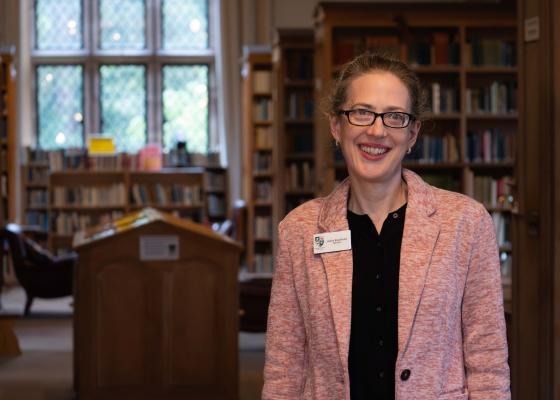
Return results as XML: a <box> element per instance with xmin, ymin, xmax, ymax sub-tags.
<box><xmin>242</xmin><ymin>47</ymin><xmax>276</xmax><ymax>275</ymax></box>
<box><xmin>47</xmin><ymin>168</ymin><xmax>205</xmax><ymax>254</ymax></box>
<box><xmin>0</xmin><ymin>52</ymin><xmax>16</xmax><ymax>227</ymax></box>
<box><xmin>21</xmin><ymin>148</ymin><xmax>228</xmax><ymax>253</ymax></box>
<box><xmin>313</xmin><ymin>1</ymin><xmax>517</xmax><ymax>303</ymax></box>
<box><xmin>21</xmin><ymin>150</ymin><xmax>51</xmax><ymax>233</ymax></box>
<box><xmin>273</xmin><ymin>29</ymin><xmax>316</xmax><ymax>236</ymax></box>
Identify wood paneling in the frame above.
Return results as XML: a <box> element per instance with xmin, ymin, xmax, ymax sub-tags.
<box><xmin>515</xmin><ymin>0</ymin><xmax>560</xmax><ymax>397</ymax></box>
<box><xmin>74</xmin><ymin>211</ymin><xmax>241</xmax><ymax>399</ymax></box>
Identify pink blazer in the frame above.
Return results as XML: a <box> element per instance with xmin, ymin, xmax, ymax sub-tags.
<box><xmin>263</xmin><ymin>169</ymin><xmax>510</xmax><ymax>400</ymax></box>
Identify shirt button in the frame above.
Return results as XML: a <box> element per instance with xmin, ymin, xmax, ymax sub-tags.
<box><xmin>379</xmin><ymin>371</ymin><xmax>385</xmax><ymax>378</ymax></box>
<box><xmin>400</xmin><ymin>369</ymin><xmax>411</xmax><ymax>381</ymax></box>
<box><xmin>376</xmin><ymin>306</ymin><xmax>382</xmax><ymax>312</ymax></box>
<box><xmin>375</xmin><ymin>273</ymin><xmax>380</xmax><ymax>280</ymax></box>
<box><xmin>378</xmin><ymin>339</ymin><xmax>384</xmax><ymax>346</ymax></box>
<box><xmin>392</xmin><ymin>212</ymin><xmax>398</xmax><ymax>219</ymax></box>
<box><xmin>376</xmin><ymin>241</ymin><xmax>381</xmax><ymax>247</ymax></box>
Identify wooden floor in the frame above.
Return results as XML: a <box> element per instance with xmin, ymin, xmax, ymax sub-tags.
<box><xmin>0</xmin><ymin>287</ymin><xmax>265</xmax><ymax>400</ymax></box>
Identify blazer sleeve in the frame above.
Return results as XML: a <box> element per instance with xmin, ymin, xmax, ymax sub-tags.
<box><xmin>462</xmin><ymin>207</ymin><xmax>511</xmax><ymax>400</ymax></box>
<box><xmin>262</xmin><ymin>222</ymin><xmax>307</xmax><ymax>399</ymax></box>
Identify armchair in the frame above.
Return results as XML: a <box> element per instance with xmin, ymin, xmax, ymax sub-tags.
<box><xmin>0</xmin><ymin>224</ymin><xmax>76</xmax><ymax>315</ymax></box>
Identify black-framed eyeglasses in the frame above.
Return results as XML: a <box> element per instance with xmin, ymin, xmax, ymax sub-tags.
<box><xmin>338</xmin><ymin>109</ymin><xmax>415</xmax><ymax>128</ymax></box>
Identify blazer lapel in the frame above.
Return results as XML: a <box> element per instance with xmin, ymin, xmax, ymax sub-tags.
<box><xmin>317</xmin><ymin>180</ymin><xmax>353</xmax><ymax>372</ymax></box>
<box><xmin>398</xmin><ymin>170</ymin><xmax>440</xmax><ymax>357</ymax></box>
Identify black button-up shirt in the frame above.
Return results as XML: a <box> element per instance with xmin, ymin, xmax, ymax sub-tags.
<box><xmin>347</xmin><ymin>203</ymin><xmax>407</xmax><ymax>400</ymax></box>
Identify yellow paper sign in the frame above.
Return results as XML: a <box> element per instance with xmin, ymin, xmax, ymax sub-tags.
<box><xmin>88</xmin><ymin>137</ymin><xmax>116</xmax><ymax>155</ymax></box>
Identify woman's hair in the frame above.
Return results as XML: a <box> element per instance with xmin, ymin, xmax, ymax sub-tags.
<box><xmin>326</xmin><ymin>52</ymin><xmax>428</xmax><ymax>120</ymax></box>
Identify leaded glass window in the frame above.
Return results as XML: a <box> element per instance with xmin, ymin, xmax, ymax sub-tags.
<box><xmin>99</xmin><ymin>0</ymin><xmax>146</xmax><ymax>50</ymax></box>
<box><xmin>35</xmin><ymin>0</ymin><xmax>83</xmax><ymax>50</ymax></box>
<box><xmin>163</xmin><ymin>65</ymin><xmax>209</xmax><ymax>153</ymax></box>
<box><xmin>32</xmin><ymin>0</ymin><xmax>217</xmax><ymax>155</ymax></box>
<box><xmin>162</xmin><ymin>0</ymin><xmax>209</xmax><ymax>50</ymax></box>
<box><xmin>36</xmin><ymin>65</ymin><xmax>84</xmax><ymax>149</ymax></box>
<box><xmin>100</xmin><ymin>65</ymin><xmax>147</xmax><ymax>153</ymax></box>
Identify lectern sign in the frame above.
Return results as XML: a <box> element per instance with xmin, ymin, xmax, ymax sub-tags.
<box><xmin>139</xmin><ymin>235</ymin><xmax>180</xmax><ymax>260</ymax></box>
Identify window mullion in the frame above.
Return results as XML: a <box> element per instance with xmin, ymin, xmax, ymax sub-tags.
<box><xmin>146</xmin><ymin>61</ymin><xmax>156</xmax><ymax>145</ymax></box>
<box><xmin>88</xmin><ymin>62</ymin><xmax>100</xmax><ymax>136</ymax></box>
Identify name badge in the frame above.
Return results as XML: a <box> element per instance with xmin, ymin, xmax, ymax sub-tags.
<box><xmin>313</xmin><ymin>230</ymin><xmax>351</xmax><ymax>254</ymax></box>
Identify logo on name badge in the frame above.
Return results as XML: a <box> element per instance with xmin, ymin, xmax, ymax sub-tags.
<box><xmin>313</xmin><ymin>230</ymin><xmax>351</xmax><ymax>254</ymax></box>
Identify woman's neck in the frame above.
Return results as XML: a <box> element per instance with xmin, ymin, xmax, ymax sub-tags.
<box><xmin>348</xmin><ymin>173</ymin><xmax>407</xmax><ymax>231</ymax></box>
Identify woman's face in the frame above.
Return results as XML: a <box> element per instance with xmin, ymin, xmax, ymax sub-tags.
<box><xmin>330</xmin><ymin>70</ymin><xmax>420</xmax><ymax>186</ymax></box>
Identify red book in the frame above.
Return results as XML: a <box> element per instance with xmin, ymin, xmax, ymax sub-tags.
<box><xmin>432</xmin><ymin>32</ymin><xmax>450</xmax><ymax>65</ymax></box>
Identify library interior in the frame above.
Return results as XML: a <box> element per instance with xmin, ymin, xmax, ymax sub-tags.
<box><xmin>0</xmin><ymin>0</ymin><xmax>559</xmax><ymax>399</ymax></box>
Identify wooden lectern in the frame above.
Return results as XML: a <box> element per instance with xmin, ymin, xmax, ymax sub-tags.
<box><xmin>73</xmin><ymin>208</ymin><xmax>242</xmax><ymax>400</ymax></box>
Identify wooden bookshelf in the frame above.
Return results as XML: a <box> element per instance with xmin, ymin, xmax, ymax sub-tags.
<box><xmin>242</xmin><ymin>47</ymin><xmax>276</xmax><ymax>275</ymax></box>
<box><xmin>0</xmin><ymin>52</ymin><xmax>16</xmax><ymax>225</ymax></box>
<box><xmin>48</xmin><ymin>169</ymin><xmax>205</xmax><ymax>254</ymax></box>
<box><xmin>21</xmin><ymin>163</ymin><xmax>50</xmax><ymax>233</ymax></box>
<box><xmin>273</xmin><ymin>29</ymin><xmax>316</xmax><ymax>224</ymax></box>
<box><xmin>21</xmin><ymin>148</ymin><xmax>51</xmax><ymax>233</ymax></box>
<box><xmin>313</xmin><ymin>2</ymin><xmax>517</xmax><ymax>299</ymax></box>
<box><xmin>204</xmin><ymin>166</ymin><xmax>229</xmax><ymax>224</ymax></box>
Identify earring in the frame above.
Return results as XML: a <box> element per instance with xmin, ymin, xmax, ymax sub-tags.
<box><xmin>335</xmin><ymin>140</ymin><xmax>340</xmax><ymax>148</ymax></box>
<box><xmin>406</xmin><ymin>147</ymin><xmax>412</xmax><ymax>154</ymax></box>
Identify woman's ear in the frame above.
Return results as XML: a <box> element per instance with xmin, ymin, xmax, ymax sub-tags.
<box><xmin>408</xmin><ymin>119</ymin><xmax>421</xmax><ymax>149</ymax></box>
<box><xmin>329</xmin><ymin>114</ymin><xmax>341</xmax><ymax>144</ymax></box>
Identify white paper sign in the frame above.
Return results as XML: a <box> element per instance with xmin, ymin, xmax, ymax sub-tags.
<box><xmin>140</xmin><ymin>235</ymin><xmax>179</xmax><ymax>261</ymax></box>
<box><xmin>524</xmin><ymin>17</ymin><xmax>539</xmax><ymax>42</ymax></box>
<box><xmin>313</xmin><ymin>230</ymin><xmax>351</xmax><ymax>254</ymax></box>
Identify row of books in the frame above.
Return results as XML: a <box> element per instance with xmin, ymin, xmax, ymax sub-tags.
<box><xmin>254</xmin><ymin>216</ymin><xmax>273</xmax><ymax>240</ymax></box>
<box><xmin>285</xmin><ymin>162</ymin><xmax>314</xmax><ymax>191</ymax></box>
<box><xmin>255</xmin><ymin>126</ymin><xmax>273</xmax><ymax>149</ymax></box>
<box><xmin>408</xmin><ymin>33</ymin><xmax>460</xmax><ymax>66</ymax></box>
<box><xmin>407</xmin><ymin>133</ymin><xmax>459</xmax><ymax>164</ymax></box>
<box><xmin>25</xmin><ymin>167</ymin><xmax>49</xmax><ymax>184</ymax></box>
<box><xmin>334</xmin><ymin>36</ymin><xmax>400</xmax><ymax>65</ymax></box>
<box><xmin>0</xmin><ymin>175</ymin><xmax>6</xmax><ymax>197</ymax></box>
<box><xmin>254</xmin><ymin>253</ymin><xmax>274</xmax><ymax>274</ymax></box>
<box><xmin>25</xmin><ymin>210</ymin><xmax>49</xmax><ymax>232</ymax></box>
<box><xmin>26</xmin><ymin>148</ymin><xmax>222</xmax><ymax>172</ymax></box>
<box><xmin>466</xmin><ymin>38</ymin><xmax>516</xmax><ymax>66</ymax></box>
<box><xmin>23</xmin><ymin>147</ymin><xmax>49</xmax><ymax>164</ymax></box>
<box><xmin>27</xmin><ymin>189</ymin><xmax>48</xmax><ymax>207</ymax></box>
<box><xmin>52</xmin><ymin>211</ymin><xmax>123</xmax><ymax>235</ymax></box>
<box><xmin>465</xmin><ymin>81</ymin><xmax>517</xmax><ymax>114</ymax></box>
<box><xmin>285</xmin><ymin>51</ymin><xmax>313</xmax><ymax>80</ymax></box>
<box><xmin>429</xmin><ymin>83</ymin><xmax>459</xmax><ymax>114</ymax></box>
<box><xmin>253</xmin><ymin>70</ymin><xmax>272</xmax><ymax>93</ymax></box>
<box><xmin>466</xmin><ymin>129</ymin><xmax>514</xmax><ymax>163</ymax></box>
<box><xmin>500</xmin><ymin>251</ymin><xmax>512</xmax><ymax>287</ymax></box>
<box><xmin>491</xmin><ymin>212</ymin><xmax>511</xmax><ymax>248</ymax></box>
<box><xmin>0</xmin><ymin>119</ymin><xmax>6</xmax><ymax>138</ymax></box>
<box><xmin>285</xmin><ymin>92</ymin><xmax>314</xmax><ymax>120</ymax></box>
<box><xmin>466</xmin><ymin>174</ymin><xmax>514</xmax><ymax>208</ymax></box>
<box><xmin>255</xmin><ymin>181</ymin><xmax>272</xmax><ymax>202</ymax></box>
<box><xmin>253</xmin><ymin>98</ymin><xmax>274</xmax><ymax>122</ymax></box>
<box><xmin>205</xmin><ymin>172</ymin><xmax>226</xmax><ymax>191</ymax></box>
<box><xmin>334</xmin><ymin>36</ymin><xmax>515</xmax><ymax>67</ymax></box>
<box><xmin>253</xmin><ymin>152</ymin><xmax>272</xmax><ymax>173</ymax></box>
<box><xmin>0</xmin><ymin>149</ymin><xmax>7</xmax><ymax>169</ymax></box>
<box><xmin>130</xmin><ymin>184</ymin><xmax>202</xmax><ymax>206</ymax></box>
<box><xmin>207</xmin><ymin>194</ymin><xmax>226</xmax><ymax>217</ymax></box>
<box><xmin>52</xmin><ymin>184</ymin><xmax>127</xmax><ymax>207</ymax></box>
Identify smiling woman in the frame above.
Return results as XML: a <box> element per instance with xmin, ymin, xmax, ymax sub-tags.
<box><xmin>263</xmin><ymin>53</ymin><xmax>511</xmax><ymax>400</ymax></box>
